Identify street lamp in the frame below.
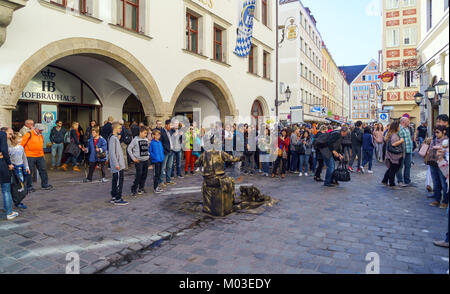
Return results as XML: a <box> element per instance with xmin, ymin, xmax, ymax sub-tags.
<box><xmin>435</xmin><ymin>78</ymin><xmax>448</xmax><ymax>96</ymax></box>
<box><xmin>425</xmin><ymin>85</ymin><xmax>437</xmax><ymax>106</ymax></box>
<box><xmin>414</xmin><ymin>92</ymin><xmax>424</xmax><ymax>106</ymax></box>
<box><xmin>285</xmin><ymin>86</ymin><xmax>292</xmax><ymax>101</ymax></box>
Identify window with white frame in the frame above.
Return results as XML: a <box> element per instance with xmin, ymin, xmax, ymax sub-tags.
<box><xmin>386</xmin><ymin>0</ymin><xmax>399</xmax><ymax>9</ymax></box>
<box><xmin>386</xmin><ymin>28</ymin><xmax>400</xmax><ymax>47</ymax></box>
<box><xmin>403</xmin><ymin>0</ymin><xmax>416</xmax><ymax>7</ymax></box>
<box><xmin>403</xmin><ymin>27</ymin><xmax>417</xmax><ymax>46</ymax></box>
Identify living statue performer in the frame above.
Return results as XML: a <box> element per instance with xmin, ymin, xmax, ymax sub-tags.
<box><xmin>195</xmin><ymin>140</ymin><xmax>241</xmax><ymax>217</ymax></box>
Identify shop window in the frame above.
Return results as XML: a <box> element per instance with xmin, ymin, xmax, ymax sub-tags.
<box><xmin>186</xmin><ymin>12</ymin><xmax>199</xmax><ymax>53</ymax></box>
<box><xmin>117</xmin><ymin>0</ymin><xmax>144</xmax><ymax>33</ymax></box>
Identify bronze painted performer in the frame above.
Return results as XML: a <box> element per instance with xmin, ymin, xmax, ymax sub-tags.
<box><xmin>195</xmin><ymin>145</ymin><xmax>241</xmax><ymax>217</ymax></box>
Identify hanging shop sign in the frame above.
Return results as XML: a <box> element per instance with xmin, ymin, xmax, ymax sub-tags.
<box><xmin>234</xmin><ymin>0</ymin><xmax>256</xmax><ymax>57</ymax></box>
<box><xmin>285</xmin><ymin>17</ymin><xmax>298</xmax><ymax>41</ymax></box>
<box><xmin>20</xmin><ymin>67</ymin><xmax>81</xmax><ymax>104</ymax></box>
<box><xmin>379</xmin><ymin>71</ymin><xmax>395</xmax><ymax>83</ymax></box>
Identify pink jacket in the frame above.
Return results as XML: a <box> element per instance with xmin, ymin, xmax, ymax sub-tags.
<box><xmin>373</xmin><ymin>130</ymin><xmax>384</xmax><ymax>144</ymax></box>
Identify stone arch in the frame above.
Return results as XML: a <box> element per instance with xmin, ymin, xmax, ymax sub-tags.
<box><xmin>4</xmin><ymin>37</ymin><xmax>164</xmax><ymax>119</ymax></box>
<box><xmin>253</xmin><ymin>96</ymin><xmax>270</xmax><ymax>117</ymax></box>
<box><xmin>169</xmin><ymin>70</ymin><xmax>238</xmax><ymax>121</ymax></box>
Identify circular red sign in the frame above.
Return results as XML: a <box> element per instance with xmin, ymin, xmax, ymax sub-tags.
<box><xmin>380</xmin><ymin>71</ymin><xmax>394</xmax><ymax>83</ymax></box>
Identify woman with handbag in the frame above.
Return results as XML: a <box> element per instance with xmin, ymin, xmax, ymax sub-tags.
<box><xmin>272</xmin><ymin>129</ymin><xmax>290</xmax><ymax>179</ymax></box>
<box><xmin>427</xmin><ymin>126</ymin><xmax>449</xmax><ymax>209</ymax></box>
<box><xmin>62</xmin><ymin>122</ymin><xmax>83</xmax><ymax>172</ymax></box>
<box><xmin>382</xmin><ymin>121</ymin><xmax>404</xmax><ymax>189</ymax></box>
<box><xmin>83</xmin><ymin>127</ymin><xmax>108</xmax><ymax>183</ymax></box>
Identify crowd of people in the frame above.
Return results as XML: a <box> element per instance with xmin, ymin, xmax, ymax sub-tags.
<box><xmin>0</xmin><ymin>114</ymin><xmax>448</xmax><ymax>248</ymax></box>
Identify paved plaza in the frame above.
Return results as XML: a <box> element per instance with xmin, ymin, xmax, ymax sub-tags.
<box><xmin>0</xmin><ymin>159</ymin><xmax>448</xmax><ymax>274</ymax></box>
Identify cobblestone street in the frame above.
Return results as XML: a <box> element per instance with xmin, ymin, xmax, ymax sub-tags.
<box><xmin>1</xmin><ymin>157</ymin><xmax>447</xmax><ymax>274</ymax></box>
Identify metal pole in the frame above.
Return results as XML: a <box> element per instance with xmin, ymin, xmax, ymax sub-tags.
<box><xmin>275</xmin><ymin>0</ymin><xmax>279</xmax><ymax>121</ymax></box>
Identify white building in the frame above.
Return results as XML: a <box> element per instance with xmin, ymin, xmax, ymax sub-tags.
<box><xmin>0</xmin><ymin>0</ymin><xmax>276</xmax><ymax>135</ymax></box>
<box><xmin>279</xmin><ymin>0</ymin><xmax>325</xmax><ymax>123</ymax></box>
<box><xmin>416</xmin><ymin>0</ymin><xmax>449</xmax><ymax>127</ymax></box>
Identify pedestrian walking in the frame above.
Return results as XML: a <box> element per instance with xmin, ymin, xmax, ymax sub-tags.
<box><xmin>299</xmin><ymin>130</ymin><xmax>312</xmax><ymax>177</ymax></box>
<box><xmin>272</xmin><ymin>129</ymin><xmax>290</xmax><ymax>179</ymax></box>
<box><xmin>8</xmin><ymin>132</ymin><xmax>29</xmax><ymax>209</ymax></box>
<box><xmin>61</xmin><ymin>122</ymin><xmax>83</xmax><ymax>172</ymax></box>
<box><xmin>361</xmin><ymin>127</ymin><xmax>375</xmax><ymax>174</ymax></box>
<box><xmin>382</xmin><ymin>121</ymin><xmax>404</xmax><ymax>190</ymax></box>
<box><xmin>349</xmin><ymin>121</ymin><xmax>363</xmax><ymax>173</ymax></box>
<box><xmin>83</xmin><ymin>127</ymin><xmax>108</xmax><ymax>183</ymax></box>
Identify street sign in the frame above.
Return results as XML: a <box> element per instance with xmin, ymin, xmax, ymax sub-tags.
<box><xmin>383</xmin><ymin>106</ymin><xmax>394</xmax><ymax>111</ymax></box>
<box><xmin>290</xmin><ymin>107</ymin><xmax>303</xmax><ymax>124</ymax></box>
<box><xmin>320</xmin><ymin>107</ymin><xmax>328</xmax><ymax>117</ymax></box>
<box><xmin>310</xmin><ymin>106</ymin><xmax>321</xmax><ymax>113</ymax></box>
<box><xmin>290</xmin><ymin>106</ymin><xmax>303</xmax><ymax>110</ymax></box>
<box><xmin>378</xmin><ymin>112</ymin><xmax>390</xmax><ymax>123</ymax></box>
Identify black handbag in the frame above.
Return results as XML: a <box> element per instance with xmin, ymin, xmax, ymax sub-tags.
<box><xmin>387</xmin><ymin>140</ymin><xmax>403</xmax><ymax>155</ymax></box>
<box><xmin>10</xmin><ymin>171</ymin><xmax>27</xmax><ymax>206</ymax></box>
<box><xmin>333</xmin><ymin>161</ymin><xmax>351</xmax><ymax>182</ymax></box>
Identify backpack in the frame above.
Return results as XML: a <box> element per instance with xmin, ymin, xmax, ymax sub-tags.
<box><xmin>64</xmin><ymin>131</ymin><xmax>71</xmax><ymax>144</ymax></box>
<box><xmin>123</xmin><ymin>129</ymin><xmax>132</xmax><ymax>145</ymax></box>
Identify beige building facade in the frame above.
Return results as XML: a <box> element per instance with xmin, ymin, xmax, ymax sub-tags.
<box><xmin>381</xmin><ymin>0</ymin><xmax>422</xmax><ymax>125</ymax></box>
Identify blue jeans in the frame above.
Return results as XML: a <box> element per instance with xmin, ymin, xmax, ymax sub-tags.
<box><xmin>299</xmin><ymin>154</ymin><xmax>310</xmax><ymax>173</ymax></box>
<box><xmin>1</xmin><ymin>183</ymin><xmax>13</xmax><ymax>216</ymax></box>
<box><xmin>418</xmin><ymin>137</ymin><xmax>425</xmax><ymax>150</ymax></box>
<box><xmin>171</xmin><ymin>150</ymin><xmax>182</xmax><ymax>177</ymax></box>
<box><xmin>324</xmin><ymin>156</ymin><xmax>335</xmax><ymax>186</ymax></box>
<box><xmin>13</xmin><ymin>165</ymin><xmax>27</xmax><ymax>183</ymax></box>
<box><xmin>430</xmin><ymin>165</ymin><xmax>449</xmax><ymax>204</ymax></box>
<box><xmin>311</xmin><ymin>153</ymin><xmax>317</xmax><ymax>172</ymax></box>
<box><xmin>362</xmin><ymin>149</ymin><xmax>373</xmax><ymax>171</ymax></box>
<box><xmin>160</xmin><ymin>151</ymin><xmax>174</xmax><ymax>183</ymax></box>
<box><xmin>396</xmin><ymin>152</ymin><xmax>412</xmax><ymax>184</ymax></box>
<box><xmin>290</xmin><ymin>152</ymin><xmax>299</xmax><ymax>171</ymax></box>
<box><xmin>51</xmin><ymin>143</ymin><xmax>63</xmax><ymax>167</ymax></box>
<box><xmin>260</xmin><ymin>151</ymin><xmax>270</xmax><ymax>174</ymax></box>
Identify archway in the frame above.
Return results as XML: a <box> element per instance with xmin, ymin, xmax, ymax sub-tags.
<box><xmin>122</xmin><ymin>94</ymin><xmax>145</xmax><ymax>124</ymax></box>
<box><xmin>169</xmin><ymin>70</ymin><xmax>238</xmax><ymax>125</ymax></box>
<box><xmin>5</xmin><ymin>38</ymin><xmax>164</xmax><ymax>120</ymax></box>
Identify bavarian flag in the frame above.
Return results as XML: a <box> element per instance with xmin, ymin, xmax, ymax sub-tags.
<box><xmin>234</xmin><ymin>0</ymin><xmax>256</xmax><ymax>57</ymax></box>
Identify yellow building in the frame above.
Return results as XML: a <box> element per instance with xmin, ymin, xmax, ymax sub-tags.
<box><xmin>381</xmin><ymin>0</ymin><xmax>421</xmax><ymax>125</ymax></box>
<box><xmin>322</xmin><ymin>44</ymin><xmax>346</xmax><ymax>122</ymax></box>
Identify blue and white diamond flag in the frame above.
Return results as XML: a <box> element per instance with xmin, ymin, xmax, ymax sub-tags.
<box><xmin>234</xmin><ymin>0</ymin><xmax>256</xmax><ymax>57</ymax></box>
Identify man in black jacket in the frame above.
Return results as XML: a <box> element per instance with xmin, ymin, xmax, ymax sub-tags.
<box><xmin>159</xmin><ymin>120</ymin><xmax>175</xmax><ymax>186</ymax></box>
<box><xmin>349</xmin><ymin>121</ymin><xmax>363</xmax><ymax>173</ymax></box>
<box><xmin>101</xmin><ymin>116</ymin><xmax>114</xmax><ymax>140</ymax></box>
<box><xmin>49</xmin><ymin>120</ymin><xmax>66</xmax><ymax>170</ymax></box>
<box><xmin>319</xmin><ymin>127</ymin><xmax>347</xmax><ymax>187</ymax></box>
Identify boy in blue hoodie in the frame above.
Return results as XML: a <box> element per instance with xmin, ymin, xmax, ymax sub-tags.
<box><xmin>361</xmin><ymin>127</ymin><xmax>375</xmax><ymax>174</ymax></box>
<box><xmin>149</xmin><ymin>129</ymin><xmax>165</xmax><ymax>193</ymax></box>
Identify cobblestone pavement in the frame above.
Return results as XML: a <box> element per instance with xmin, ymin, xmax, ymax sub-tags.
<box><xmin>1</xmin><ymin>158</ymin><xmax>448</xmax><ymax>274</ymax></box>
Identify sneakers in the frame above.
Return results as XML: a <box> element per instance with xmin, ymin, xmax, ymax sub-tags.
<box><xmin>399</xmin><ymin>183</ymin><xmax>410</xmax><ymax>187</ymax></box>
<box><xmin>429</xmin><ymin>201</ymin><xmax>440</xmax><ymax>207</ymax></box>
<box><xmin>16</xmin><ymin>203</ymin><xmax>27</xmax><ymax>209</ymax></box>
<box><xmin>178</xmin><ymin>175</ymin><xmax>184</xmax><ymax>179</ymax></box>
<box><xmin>114</xmin><ymin>199</ymin><xmax>129</xmax><ymax>206</ymax></box>
<box><xmin>101</xmin><ymin>178</ymin><xmax>109</xmax><ymax>183</ymax></box>
<box><xmin>7</xmin><ymin>211</ymin><xmax>19</xmax><ymax>220</ymax></box>
<box><xmin>433</xmin><ymin>240</ymin><xmax>449</xmax><ymax>248</ymax></box>
<box><xmin>359</xmin><ymin>167</ymin><xmax>365</xmax><ymax>174</ymax></box>
<box><xmin>138</xmin><ymin>189</ymin><xmax>146</xmax><ymax>195</ymax></box>
<box><xmin>61</xmin><ymin>163</ymin><xmax>68</xmax><ymax>171</ymax></box>
<box><xmin>110</xmin><ymin>198</ymin><xmax>116</xmax><ymax>204</ymax></box>
<box><xmin>42</xmin><ymin>185</ymin><xmax>53</xmax><ymax>191</ymax></box>
<box><xmin>166</xmin><ymin>181</ymin><xmax>176</xmax><ymax>185</ymax></box>
<box><xmin>439</xmin><ymin>203</ymin><xmax>448</xmax><ymax>209</ymax></box>
<box><xmin>73</xmin><ymin>166</ymin><xmax>81</xmax><ymax>172</ymax></box>
<box><xmin>299</xmin><ymin>173</ymin><xmax>303</xmax><ymax>177</ymax></box>
<box><xmin>356</xmin><ymin>168</ymin><xmax>361</xmax><ymax>173</ymax></box>
<box><xmin>155</xmin><ymin>187</ymin><xmax>164</xmax><ymax>194</ymax></box>
<box><xmin>83</xmin><ymin>179</ymin><xmax>92</xmax><ymax>183</ymax></box>
<box><xmin>348</xmin><ymin>166</ymin><xmax>354</xmax><ymax>172</ymax></box>
<box><xmin>304</xmin><ymin>172</ymin><xmax>308</xmax><ymax>177</ymax></box>
<box><xmin>131</xmin><ymin>191</ymin><xmax>138</xmax><ymax>197</ymax></box>
<box><xmin>367</xmin><ymin>170</ymin><xmax>374</xmax><ymax>174</ymax></box>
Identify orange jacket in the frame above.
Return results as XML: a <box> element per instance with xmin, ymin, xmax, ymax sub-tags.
<box><xmin>20</xmin><ymin>130</ymin><xmax>44</xmax><ymax>158</ymax></box>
